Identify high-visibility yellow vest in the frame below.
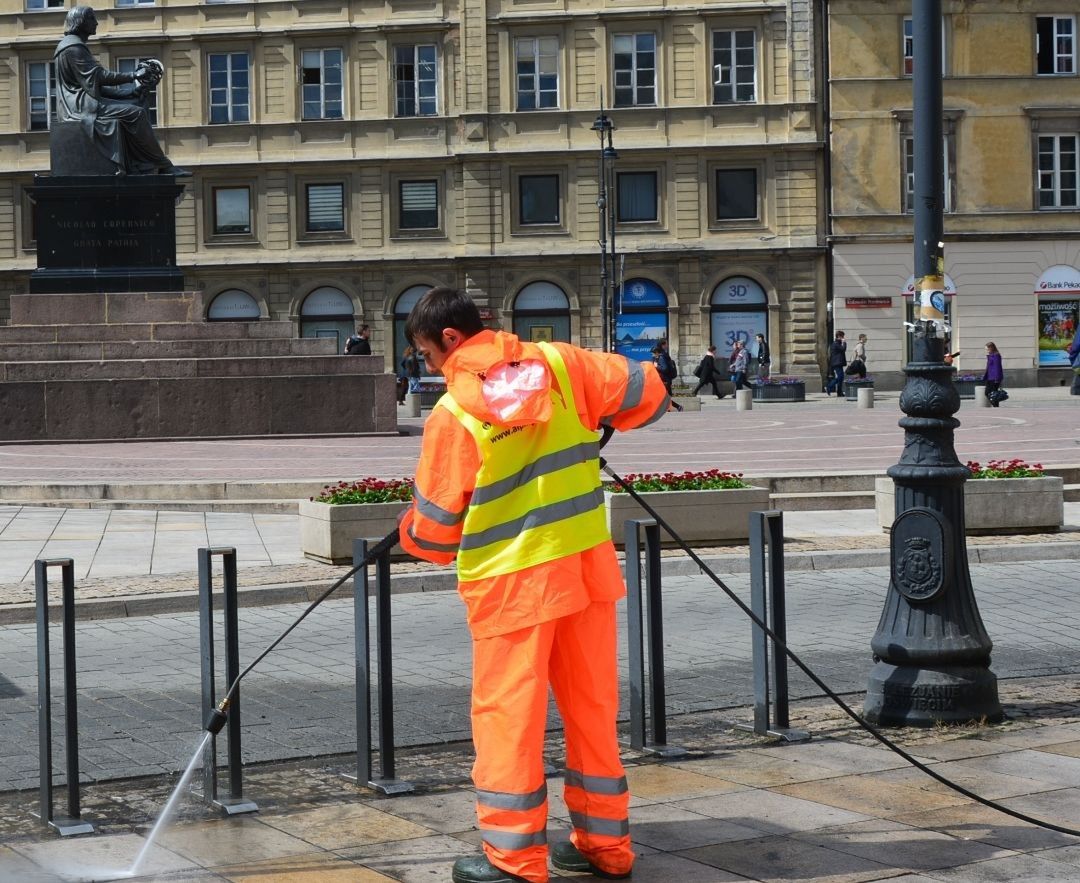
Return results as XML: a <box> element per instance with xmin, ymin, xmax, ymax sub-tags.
<box><xmin>438</xmin><ymin>342</ymin><xmax>610</xmax><ymax>582</ymax></box>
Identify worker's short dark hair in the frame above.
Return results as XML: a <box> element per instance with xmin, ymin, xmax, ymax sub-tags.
<box><xmin>405</xmin><ymin>287</ymin><xmax>484</xmax><ymax>348</ymax></box>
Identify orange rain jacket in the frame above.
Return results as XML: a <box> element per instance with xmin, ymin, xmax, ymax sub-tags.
<box><xmin>399</xmin><ymin>329</ymin><xmax>670</xmax><ymax>638</ymax></box>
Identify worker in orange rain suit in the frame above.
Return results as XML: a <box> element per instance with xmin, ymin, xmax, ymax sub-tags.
<box><xmin>398</xmin><ymin>287</ymin><xmax>670</xmax><ymax>883</ymax></box>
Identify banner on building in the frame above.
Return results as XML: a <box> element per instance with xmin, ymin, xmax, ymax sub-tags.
<box><xmin>1037</xmin><ymin>299</ymin><xmax>1079</xmax><ymax>367</ymax></box>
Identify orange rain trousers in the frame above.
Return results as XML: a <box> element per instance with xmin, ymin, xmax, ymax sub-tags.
<box><xmin>472</xmin><ymin>600</ymin><xmax>633</xmax><ymax>883</ymax></box>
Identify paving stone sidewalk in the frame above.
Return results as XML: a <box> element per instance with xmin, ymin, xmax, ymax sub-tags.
<box><xmin>4</xmin><ymin>676</ymin><xmax>1080</xmax><ymax>882</ymax></box>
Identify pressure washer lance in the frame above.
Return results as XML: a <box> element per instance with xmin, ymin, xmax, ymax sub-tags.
<box><xmin>599</xmin><ymin>435</ymin><xmax>1080</xmax><ymax>838</ymax></box>
<box><xmin>203</xmin><ymin>525</ymin><xmax>401</xmax><ymax>736</ymax></box>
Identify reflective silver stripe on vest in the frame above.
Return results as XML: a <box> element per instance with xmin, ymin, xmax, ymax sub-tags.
<box><xmin>600</xmin><ymin>357</ymin><xmax>645</xmax><ymax>425</ymax></box>
<box><xmin>470</xmin><ymin>441</ymin><xmax>599</xmax><ymax>507</ymax></box>
<box><xmin>407</xmin><ymin>523</ymin><xmax>458</xmax><ymax>554</ymax></box>
<box><xmin>412</xmin><ymin>487</ymin><xmax>465</xmax><ymax>526</ymax></box>
<box><xmin>569</xmin><ymin>811</ymin><xmax>630</xmax><ymax>838</ymax></box>
<box><xmin>480</xmin><ymin>828</ymin><xmax>548</xmax><ymax>850</ymax></box>
<box><xmin>458</xmin><ymin>487</ymin><xmax>604</xmax><ymax>552</ymax></box>
<box><xmin>564</xmin><ymin>769</ymin><xmax>628</xmax><ymax>796</ymax></box>
<box><xmin>476</xmin><ymin>783</ymin><xmax>548</xmax><ymax>811</ymax></box>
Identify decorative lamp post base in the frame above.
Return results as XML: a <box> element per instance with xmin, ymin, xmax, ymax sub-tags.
<box><xmin>864</xmin><ymin>662</ymin><xmax>1003</xmax><ymax>727</ymax></box>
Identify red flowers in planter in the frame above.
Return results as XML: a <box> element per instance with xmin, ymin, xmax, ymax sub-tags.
<box><xmin>313</xmin><ymin>477</ymin><xmax>415</xmax><ymax>504</ymax></box>
<box><xmin>965</xmin><ymin>459</ymin><xmax>1044</xmax><ymax>479</ymax></box>
<box><xmin>609</xmin><ymin>469</ymin><xmax>749</xmax><ymax>493</ymax></box>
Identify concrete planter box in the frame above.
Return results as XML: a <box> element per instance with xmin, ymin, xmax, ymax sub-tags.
<box><xmin>752</xmin><ymin>382</ymin><xmax>805</xmax><ymax>403</ymax></box>
<box><xmin>843</xmin><ymin>380</ymin><xmax>874</xmax><ymax>401</ymax></box>
<box><xmin>671</xmin><ymin>396</ymin><xmax>702</xmax><ymax>411</ymax></box>
<box><xmin>954</xmin><ymin>379</ymin><xmax>978</xmax><ymax>400</ymax></box>
<box><xmin>605</xmin><ymin>486</ymin><xmax>771</xmax><ymax>546</ymax></box>
<box><xmin>300</xmin><ymin>499</ymin><xmax>408</xmax><ymax>564</ymax></box>
<box><xmin>875</xmin><ymin>476</ymin><xmax>1064</xmax><ymax>533</ymax></box>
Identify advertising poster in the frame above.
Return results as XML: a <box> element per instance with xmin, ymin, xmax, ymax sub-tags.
<box><xmin>711</xmin><ymin>311</ymin><xmax>768</xmax><ymax>361</ymax></box>
<box><xmin>614</xmin><ymin>313</ymin><xmax>668</xmax><ymax>362</ymax></box>
<box><xmin>1037</xmin><ymin>299</ymin><xmax>1079</xmax><ymax>367</ymax></box>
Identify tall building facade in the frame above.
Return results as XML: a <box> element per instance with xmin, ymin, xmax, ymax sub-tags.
<box><xmin>829</xmin><ymin>0</ymin><xmax>1080</xmax><ymax>389</ymax></box>
<box><xmin>0</xmin><ymin>0</ymin><xmax>825</xmax><ymax>378</ymax></box>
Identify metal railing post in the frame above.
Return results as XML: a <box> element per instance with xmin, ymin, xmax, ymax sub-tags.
<box><xmin>345</xmin><ymin>537</ymin><xmax>414</xmax><ymax>795</ymax></box>
<box><xmin>739</xmin><ymin>512</ymin><xmax>808</xmax><ymax>743</ymax></box>
<box><xmin>198</xmin><ymin>547</ymin><xmax>258</xmax><ymax>815</ymax></box>
<box><xmin>33</xmin><ymin>558</ymin><xmax>93</xmax><ymax>836</ymax></box>
<box><xmin>622</xmin><ymin>519</ymin><xmax>686</xmax><ymax>757</ymax></box>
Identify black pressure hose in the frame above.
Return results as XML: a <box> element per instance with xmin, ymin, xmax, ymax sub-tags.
<box><xmin>602</xmin><ymin>459</ymin><xmax>1080</xmax><ymax>838</ymax></box>
<box><xmin>203</xmin><ymin>526</ymin><xmax>400</xmax><ymax>736</ymax></box>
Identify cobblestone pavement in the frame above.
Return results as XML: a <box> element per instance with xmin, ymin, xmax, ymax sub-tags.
<box><xmin>0</xmin><ymin>390</ymin><xmax>1076</xmax><ymax>482</ymax></box>
<box><xmin>1</xmin><ymin>559</ymin><xmax>1077</xmax><ymax>793</ymax></box>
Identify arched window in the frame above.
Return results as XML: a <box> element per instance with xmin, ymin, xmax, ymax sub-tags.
<box><xmin>207</xmin><ymin>289</ymin><xmax>260</xmax><ymax>322</ymax></box>
<box><xmin>710</xmin><ymin>276</ymin><xmax>769</xmax><ymax>361</ymax></box>
<box><xmin>614</xmin><ymin>278</ymin><xmax>669</xmax><ymax>361</ymax></box>
<box><xmin>394</xmin><ymin>285</ymin><xmax>430</xmax><ymax>366</ymax></box>
<box><xmin>512</xmin><ymin>281</ymin><xmax>570</xmax><ymax>343</ymax></box>
<box><xmin>299</xmin><ymin>287</ymin><xmax>355</xmax><ymax>353</ymax></box>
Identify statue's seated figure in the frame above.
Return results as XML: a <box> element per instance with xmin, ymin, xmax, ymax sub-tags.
<box><xmin>52</xmin><ymin>5</ymin><xmax>190</xmax><ymax>177</ymax></box>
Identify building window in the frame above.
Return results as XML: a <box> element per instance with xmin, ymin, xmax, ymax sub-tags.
<box><xmin>300</xmin><ymin>287</ymin><xmax>355</xmax><ymax>353</ymax></box>
<box><xmin>208</xmin><ymin>52</ymin><xmax>249</xmax><ymax>124</ymax></box>
<box><xmin>212</xmin><ymin>186</ymin><xmax>251</xmax><ymax>235</ymax></box>
<box><xmin>515</xmin><ymin>37</ymin><xmax>559</xmax><ymax>110</ymax></box>
<box><xmin>715</xmin><ymin>168</ymin><xmax>758</xmax><ymax>221</ymax></box>
<box><xmin>903</xmin><ymin>16</ymin><xmax>949</xmax><ymax>77</ymax></box>
<box><xmin>27</xmin><ymin>61</ymin><xmax>56</xmax><ymax>131</ymax></box>
<box><xmin>613</xmin><ymin>33</ymin><xmax>656</xmax><ymax>108</ymax></box>
<box><xmin>711</xmin><ymin>277</ymin><xmax>769</xmax><ymax>359</ymax></box>
<box><xmin>512</xmin><ymin>281</ymin><xmax>571</xmax><ymax>343</ymax></box>
<box><xmin>116</xmin><ymin>58</ymin><xmax>159</xmax><ymax>126</ymax></box>
<box><xmin>903</xmin><ymin>136</ymin><xmax>953</xmax><ymax>213</ymax></box>
<box><xmin>1038</xmin><ymin>134</ymin><xmax>1079</xmax><ymax>209</ymax></box>
<box><xmin>1037</xmin><ymin>16</ymin><xmax>1076</xmax><ymax>75</ymax></box>
<box><xmin>399</xmin><ymin>180</ymin><xmax>439</xmax><ymax>230</ymax></box>
<box><xmin>207</xmin><ymin>289</ymin><xmax>260</xmax><ymax>321</ymax></box>
<box><xmin>305</xmin><ymin>183</ymin><xmax>345</xmax><ymax>233</ymax></box>
<box><xmin>301</xmin><ymin>49</ymin><xmax>343</xmax><ymax>120</ymax></box>
<box><xmin>394</xmin><ymin>45</ymin><xmax>438</xmax><ymax>117</ymax></box>
<box><xmin>616</xmin><ymin>171</ymin><xmax>658</xmax><ymax>223</ymax></box>
<box><xmin>116</xmin><ymin>0</ymin><xmax>155</xmax><ymax>6</ymax></box>
<box><xmin>712</xmin><ymin>30</ymin><xmax>756</xmax><ymax>104</ymax></box>
<box><xmin>26</xmin><ymin>0</ymin><xmax>64</xmax><ymax>10</ymax></box>
<box><xmin>519</xmin><ymin>174</ymin><xmax>560</xmax><ymax>226</ymax></box>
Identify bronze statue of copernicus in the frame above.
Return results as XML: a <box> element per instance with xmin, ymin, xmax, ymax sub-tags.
<box><xmin>54</xmin><ymin>5</ymin><xmax>191</xmax><ymax>176</ymax></box>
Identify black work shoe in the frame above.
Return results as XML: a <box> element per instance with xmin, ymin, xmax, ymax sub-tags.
<box><xmin>451</xmin><ymin>855</ymin><xmax>530</xmax><ymax>883</ymax></box>
<box><xmin>550</xmin><ymin>841</ymin><xmax>632</xmax><ymax>879</ymax></box>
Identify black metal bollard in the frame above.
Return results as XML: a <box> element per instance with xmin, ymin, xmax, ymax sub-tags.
<box><xmin>198</xmin><ymin>547</ymin><xmax>257</xmax><ymax>815</ymax></box>
<box><xmin>739</xmin><ymin>511</ymin><xmax>808</xmax><ymax>742</ymax></box>
<box><xmin>345</xmin><ymin>537</ymin><xmax>414</xmax><ymax>795</ymax></box>
<box><xmin>623</xmin><ymin>519</ymin><xmax>685</xmax><ymax>757</ymax></box>
<box><xmin>33</xmin><ymin>558</ymin><xmax>93</xmax><ymax>836</ymax></box>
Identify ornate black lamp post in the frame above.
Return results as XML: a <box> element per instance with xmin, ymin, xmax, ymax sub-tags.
<box><xmin>592</xmin><ymin>104</ymin><xmax>619</xmax><ymax>352</ymax></box>
<box><xmin>863</xmin><ymin>0</ymin><xmax>1002</xmax><ymax>727</ymax></box>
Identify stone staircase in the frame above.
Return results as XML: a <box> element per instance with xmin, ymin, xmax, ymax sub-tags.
<box><xmin>0</xmin><ymin>291</ymin><xmax>396</xmax><ymax>441</ymax></box>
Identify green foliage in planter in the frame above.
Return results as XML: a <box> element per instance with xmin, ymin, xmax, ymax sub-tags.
<box><xmin>610</xmin><ymin>469</ymin><xmax>749</xmax><ymax>493</ymax></box>
<box><xmin>312</xmin><ymin>477</ymin><xmax>414</xmax><ymax>504</ymax></box>
<box><xmin>965</xmin><ymin>459</ymin><xmax>1044</xmax><ymax>479</ymax></box>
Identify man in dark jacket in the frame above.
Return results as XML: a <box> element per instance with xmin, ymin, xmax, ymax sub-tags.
<box><xmin>344</xmin><ymin>324</ymin><xmax>372</xmax><ymax>355</ymax></box>
<box><xmin>824</xmin><ymin>330</ymin><xmax>847</xmax><ymax>396</ymax></box>
<box><xmin>692</xmin><ymin>345</ymin><xmax>726</xmax><ymax>398</ymax></box>
<box><xmin>755</xmin><ymin>333</ymin><xmax>771</xmax><ymax>381</ymax></box>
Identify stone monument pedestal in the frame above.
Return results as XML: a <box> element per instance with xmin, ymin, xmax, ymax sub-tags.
<box><xmin>30</xmin><ymin>175</ymin><xmax>185</xmax><ymax>294</ymax></box>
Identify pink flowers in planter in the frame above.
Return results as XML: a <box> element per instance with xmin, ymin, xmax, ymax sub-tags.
<box><xmin>311</xmin><ymin>477</ymin><xmax>414</xmax><ymax>504</ymax></box>
<box><xmin>609</xmin><ymin>469</ymin><xmax>749</xmax><ymax>493</ymax></box>
<box><xmin>965</xmin><ymin>459</ymin><xmax>1044</xmax><ymax>480</ymax></box>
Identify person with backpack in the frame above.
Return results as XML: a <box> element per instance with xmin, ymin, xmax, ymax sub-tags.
<box><xmin>343</xmin><ymin>324</ymin><xmax>371</xmax><ymax>355</ymax></box>
<box><xmin>692</xmin><ymin>344</ymin><xmax>726</xmax><ymax>398</ymax></box>
<box><xmin>652</xmin><ymin>339</ymin><xmax>683</xmax><ymax>411</ymax></box>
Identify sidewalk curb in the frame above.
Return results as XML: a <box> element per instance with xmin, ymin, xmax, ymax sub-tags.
<box><xmin>3</xmin><ymin>541</ymin><xmax>1077</xmax><ymax>626</ymax></box>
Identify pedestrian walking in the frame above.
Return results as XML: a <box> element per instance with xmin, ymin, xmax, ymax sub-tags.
<box><xmin>824</xmin><ymin>330</ymin><xmax>847</xmax><ymax>395</ymax></box>
<box><xmin>399</xmin><ymin>287</ymin><xmax>668</xmax><ymax>883</ymax></box>
<box><xmin>845</xmin><ymin>333</ymin><xmax>868</xmax><ymax>380</ymax></box>
<box><xmin>344</xmin><ymin>323</ymin><xmax>372</xmax><ymax>355</ymax></box>
<box><xmin>754</xmin><ymin>333</ymin><xmax>771</xmax><ymax>381</ymax></box>
<box><xmin>397</xmin><ymin>345</ymin><xmax>421</xmax><ymax>404</ymax></box>
<box><xmin>730</xmin><ymin>340</ymin><xmax>749</xmax><ymax>391</ymax></box>
<box><xmin>653</xmin><ymin>339</ymin><xmax>683</xmax><ymax>411</ymax></box>
<box><xmin>692</xmin><ymin>345</ymin><xmax>726</xmax><ymax>398</ymax></box>
<box><xmin>983</xmin><ymin>341</ymin><xmax>1005</xmax><ymax>406</ymax></box>
<box><xmin>1068</xmin><ymin>327</ymin><xmax>1080</xmax><ymax>396</ymax></box>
